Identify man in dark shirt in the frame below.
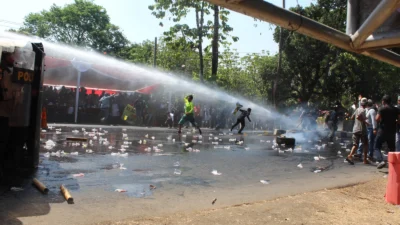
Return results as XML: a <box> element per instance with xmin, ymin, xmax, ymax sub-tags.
<box><xmin>230</xmin><ymin>108</ymin><xmax>251</xmax><ymax>134</ymax></box>
<box><xmin>375</xmin><ymin>95</ymin><xmax>400</xmax><ymax>169</ymax></box>
<box><xmin>325</xmin><ymin>106</ymin><xmax>338</xmax><ymax>142</ymax></box>
<box><xmin>396</xmin><ymin>96</ymin><xmax>400</xmax><ymax>152</ymax></box>
<box><xmin>134</xmin><ymin>95</ymin><xmax>145</xmax><ymax>126</ymax></box>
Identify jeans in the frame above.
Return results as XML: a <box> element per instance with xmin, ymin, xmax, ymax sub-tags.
<box><xmin>396</xmin><ymin>132</ymin><xmax>400</xmax><ymax>152</ymax></box>
<box><xmin>374</xmin><ymin>131</ymin><xmax>396</xmax><ymax>162</ymax></box>
<box><xmin>357</xmin><ymin>128</ymin><xmax>375</xmax><ymax>157</ymax></box>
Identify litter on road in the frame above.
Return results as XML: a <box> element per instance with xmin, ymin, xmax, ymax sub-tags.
<box><xmin>211</xmin><ymin>170</ymin><xmax>222</xmax><ymax>175</ymax></box>
<box><xmin>73</xmin><ymin>173</ymin><xmax>85</xmax><ymax>177</ymax></box>
<box><xmin>297</xmin><ymin>163</ymin><xmax>303</xmax><ymax>169</ymax></box>
<box><xmin>10</xmin><ymin>187</ymin><xmax>24</xmax><ymax>192</ymax></box>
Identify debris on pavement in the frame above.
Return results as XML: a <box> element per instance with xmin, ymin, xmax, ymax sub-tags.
<box><xmin>60</xmin><ymin>185</ymin><xmax>74</xmax><ymax>204</ymax></box>
<box><xmin>211</xmin><ymin>170</ymin><xmax>222</xmax><ymax>175</ymax></box>
<box><xmin>149</xmin><ymin>185</ymin><xmax>156</xmax><ymax>190</ymax></box>
<box><xmin>44</xmin><ymin>140</ymin><xmax>56</xmax><ymax>150</ymax></box>
<box><xmin>10</xmin><ymin>187</ymin><xmax>24</xmax><ymax>192</ymax></box>
<box><xmin>174</xmin><ymin>169</ymin><xmax>182</xmax><ymax>175</ymax></box>
<box><xmin>212</xmin><ymin>198</ymin><xmax>217</xmax><ymax>205</ymax></box>
<box><xmin>118</xmin><ymin>163</ymin><xmax>127</xmax><ymax>170</ymax></box>
<box><xmin>32</xmin><ymin>178</ymin><xmax>49</xmax><ymax>194</ymax></box>
<box><xmin>297</xmin><ymin>163</ymin><xmax>303</xmax><ymax>169</ymax></box>
<box><xmin>73</xmin><ymin>173</ymin><xmax>85</xmax><ymax>177</ymax></box>
<box><xmin>260</xmin><ymin>180</ymin><xmax>270</xmax><ymax>184</ymax></box>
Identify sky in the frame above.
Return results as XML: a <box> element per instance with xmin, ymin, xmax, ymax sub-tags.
<box><xmin>0</xmin><ymin>0</ymin><xmax>313</xmax><ymax>55</ymax></box>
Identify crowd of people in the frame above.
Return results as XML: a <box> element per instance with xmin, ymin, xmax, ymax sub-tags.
<box><xmin>313</xmin><ymin>95</ymin><xmax>400</xmax><ymax>169</ymax></box>
<box><xmin>43</xmin><ymin>86</ymin><xmax>400</xmax><ymax>170</ymax></box>
<box><xmin>42</xmin><ymin>86</ymin><xmax>262</xmax><ymax>130</ymax></box>
<box><xmin>342</xmin><ymin>95</ymin><xmax>400</xmax><ymax>169</ymax></box>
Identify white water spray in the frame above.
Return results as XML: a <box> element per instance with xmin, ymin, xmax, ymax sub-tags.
<box><xmin>0</xmin><ymin>32</ymin><xmax>298</xmax><ymax>128</ymax></box>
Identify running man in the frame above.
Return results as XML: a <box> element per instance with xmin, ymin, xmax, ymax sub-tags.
<box><xmin>178</xmin><ymin>95</ymin><xmax>202</xmax><ymax>135</ymax></box>
<box><xmin>231</xmin><ymin>108</ymin><xmax>252</xmax><ymax>134</ymax></box>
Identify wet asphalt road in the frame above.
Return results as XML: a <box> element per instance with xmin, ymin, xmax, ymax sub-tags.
<box><xmin>0</xmin><ymin>124</ymin><xmax>386</xmax><ymax>225</ymax></box>
<box><xmin>35</xmin><ymin>125</ymin><xmax>371</xmax><ymax>196</ymax></box>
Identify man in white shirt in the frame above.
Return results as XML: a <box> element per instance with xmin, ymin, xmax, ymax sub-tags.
<box><xmin>355</xmin><ymin>99</ymin><xmax>377</xmax><ymax>161</ymax></box>
<box><xmin>99</xmin><ymin>93</ymin><xmax>112</xmax><ymax>122</ymax></box>
<box><xmin>346</xmin><ymin>98</ymin><xmax>369</xmax><ymax>165</ymax></box>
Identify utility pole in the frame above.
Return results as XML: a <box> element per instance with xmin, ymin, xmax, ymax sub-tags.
<box><xmin>274</xmin><ymin>0</ymin><xmax>285</xmax><ymax>108</ymax></box>
<box><xmin>153</xmin><ymin>37</ymin><xmax>157</xmax><ymax>68</ymax></box>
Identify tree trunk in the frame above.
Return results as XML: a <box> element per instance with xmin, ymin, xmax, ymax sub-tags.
<box><xmin>211</xmin><ymin>5</ymin><xmax>220</xmax><ymax>81</ymax></box>
<box><xmin>196</xmin><ymin>2</ymin><xmax>205</xmax><ymax>83</ymax></box>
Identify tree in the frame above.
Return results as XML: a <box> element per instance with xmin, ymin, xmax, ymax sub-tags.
<box><xmin>211</xmin><ymin>5</ymin><xmax>220</xmax><ymax>80</ymax></box>
<box><xmin>119</xmin><ymin>40</ymin><xmax>155</xmax><ymax>65</ymax></box>
<box><xmin>148</xmin><ymin>0</ymin><xmax>237</xmax><ymax>82</ymax></box>
<box><xmin>19</xmin><ymin>0</ymin><xmax>129</xmax><ymax>55</ymax></box>
<box><xmin>271</xmin><ymin>1</ymin><xmax>347</xmax><ymax>106</ymax></box>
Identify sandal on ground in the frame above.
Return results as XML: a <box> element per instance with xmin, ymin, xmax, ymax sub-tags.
<box><xmin>345</xmin><ymin>157</ymin><xmax>355</xmax><ymax>165</ymax></box>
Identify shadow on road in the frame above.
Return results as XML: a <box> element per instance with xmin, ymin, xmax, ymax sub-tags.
<box><xmin>0</xmin><ymin>162</ymin><xmax>80</xmax><ymax>225</ymax></box>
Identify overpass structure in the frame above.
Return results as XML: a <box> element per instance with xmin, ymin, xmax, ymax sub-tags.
<box><xmin>205</xmin><ymin>0</ymin><xmax>400</xmax><ymax>68</ymax></box>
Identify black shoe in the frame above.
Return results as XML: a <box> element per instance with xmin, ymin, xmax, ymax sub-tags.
<box><xmin>345</xmin><ymin>157</ymin><xmax>354</xmax><ymax>165</ymax></box>
<box><xmin>198</xmin><ymin>128</ymin><xmax>202</xmax><ymax>135</ymax></box>
<box><xmin>377</xmin><ymin>161</ymin><xmax>386</xmax><ymax>169</ymax></box>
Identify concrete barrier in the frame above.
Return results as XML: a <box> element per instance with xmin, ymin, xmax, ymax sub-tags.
<box><xmin>385</xmin><ymin>152</ymin><xmax>400</xmax><ymax>205</ymax></box>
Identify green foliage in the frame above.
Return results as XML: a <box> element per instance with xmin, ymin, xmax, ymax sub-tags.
<box><xmin>269</xmin><ymin>0</ymin><xmax>400</xmax><ymax>109</ymax></box>
<box><xmin>118</xmin><ymin>0</ymin><xmax>400</xmax><ymax>110</ymax></box>
<box><xmin>19</xmin><ymin>0</ymin><xmax>129</xmax><ymax>55</ymax></box>
<box><xmin>15</xmin><ymin>0</ymin><xmax>399</xmax><ymax>111</ymax></box>
<box><xmin>148</xmin><ymin>0</ymin><xmax>238</xmax><ymax>82</ymax></box>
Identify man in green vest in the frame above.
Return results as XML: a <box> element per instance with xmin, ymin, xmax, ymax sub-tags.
<box><xmin>178</xmin><ymin>95</ymin><xmax>202</xmax><ymax>135</ymax></box>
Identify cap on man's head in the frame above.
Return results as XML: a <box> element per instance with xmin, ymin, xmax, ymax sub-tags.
<box><xmin>360</xmin><ymin>97</ymin><xmax>368</xmax><ymax>106</ymax></box>
<box><xmin>367</xmin><ymin>99</ymin><xmax>373</xmax><ymax>107</ymax></box>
